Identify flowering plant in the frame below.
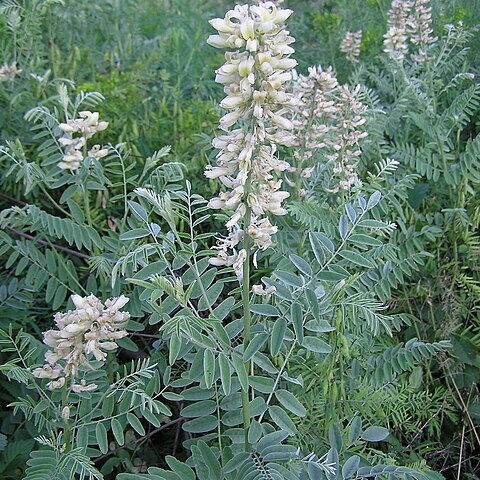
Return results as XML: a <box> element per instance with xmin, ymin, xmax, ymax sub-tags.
<box><xmin>0</xmin><ymin>0</ymin><xmax>468</xmax><ymax>478</ymax></box>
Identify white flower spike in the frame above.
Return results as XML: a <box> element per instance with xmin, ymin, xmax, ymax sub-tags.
<box><xmin>205</xmin><ymin>2</ymin><xmax>297</xmax><ymax>278</ymax></box>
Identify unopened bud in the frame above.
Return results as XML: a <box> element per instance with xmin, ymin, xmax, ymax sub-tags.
<box><xmin>62</xmin><ymin>406</ymin><xmax>70</xmax><ymax>421</ymax></box>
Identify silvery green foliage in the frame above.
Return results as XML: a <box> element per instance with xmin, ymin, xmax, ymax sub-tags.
<box><xmin>0</xmin><ymin>83</ymin><xmax>181</xmax><ymax>477</ymax></box>
<box><xmin>0</xmin><ymin>85</ymin><xmax>172</xmax><ymax>314</ymax></box>
<box><xmin>0</xmin><ymin>325</ymin><xmax>175</xmax><ymax>480</ymax></box>
<box><xmin>113</xmin><ymin>188</ymin><xmax>441</xmax><ymax>480</ymax></box>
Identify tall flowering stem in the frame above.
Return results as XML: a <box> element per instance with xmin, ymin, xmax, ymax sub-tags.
<box><xmin>407</xmin><ymin>0</ymin><xmax>437</xmax><ymax>63</ymax></box>
<box><xmin>292</xmin><ymin>66</ymin><xmax>368</xmax><ymax>195</ymax></box>
<box><xmin>205</xmin><ymin>1</ymin><xmax>297</xmax><ymax>448</ymax></box>
<box><xmin>384</xmin><ymin>0</ymin><xmax>412</xmax><ymax>62</ymax></box>
<box><xmin>383</xmin><ymin>0</ymin><xmax>437</xmax><ymax>64</ymax></box>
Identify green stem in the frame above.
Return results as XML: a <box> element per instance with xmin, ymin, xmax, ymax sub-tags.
<box><xmin>82</xmin><ymin>185</ymin><xmax>94</xmax><ymax>230</ymax></box>
<box><xmin>62</xmin><ymin>383</ymin><xmax>71</xmax><ymax>451</ymax></box>
<box><xmin>40</xmin><ymin>185</ymin><xmax>70</xmax><ymax>217</ymax></box>
<box><xmin>215</xmin><ymin>382</ymin><xmax>224</xmax><ymax>465</ymax></box>
<box><xmin>242</xmin><ymin>174</ymin><xmax>253</xmax><ymax>450</ymax></box>
<box><xmin>81</xmin><ymin>144</ymin><xmax>93</xmax><ymax>227</ymax></box>
<box><xmin>294</xmin><ymin>85</ymin><xmax>318</xmax><ymax>193</ymax></box>
<box><xmin>107</xmin><ymin>351</ymin><xmax>114</xmax><ymax>384</ymax></box>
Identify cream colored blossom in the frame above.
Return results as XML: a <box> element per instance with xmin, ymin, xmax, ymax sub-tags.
<box><xmin>58</xmin><ymin>146</ymin><xmax>83</xmax><ymax>170</ymax></box>
<box><xmin>252</xmin><ymin>284</ymin><xmax>276</xmax><ymax>295</ymax></box>
<box><xmin>47</xmin><ymin>377</ymin><xmax>66</xmax><ymax>390</ymax></box>
<box><xmin>88</xmin><ymin>145</ymin><xmax>109</xmax><ymax>159</ymax></box>
<box><xmin>340</xmin><ymin>31</ymin><xmax>362</xmax><ymax>64</ymax></box>
<box><xmin>58</xmin><ymin>111</ymin><xmax>109</xmax><ymax>171</ymax></box>
<box><xmin>406</xmin><ymin>0</ymin><xmax>437</xmax><ymax>62</ymax></box>
<box><xmin>233</xmin><ymin>249</ymin><xmax>247</xmax><ymax>280</ymax></box>
<box><xmin>384</xmin><ymin>0</ymin><xmax>436</xmax><ymax>62</ymax></box>
<box><xmin>58</xmin><ymin>111</ymin><xmax>108</xmax><ymax>138</ymax></box>
<box><xmin>384</xmin><ymin>0</ymin><xmax>413</xmax><ymax>61</ymax></box>
<box><xmin>33</xmin><ymin>294</ymin><xmax>130</xmax><ymax>391</ymax></box>
<box><xmin>205</xmin><ymin>2</ymin><xmax>296</xmax><ymax>278</ymax></box>
<box><xmin>71</xmin><ymin>379</ymin><xmax>99</xmax><ymax>393</ymax></box>
<box><xmin>0</xmin><ymin>62</ymin><xmax>22</xmax><ymax>82</ymax></box>
<box><xmin>247</xmin><ymin>217</ymin><xmax>277</xmax><ymax>250</ymax></box>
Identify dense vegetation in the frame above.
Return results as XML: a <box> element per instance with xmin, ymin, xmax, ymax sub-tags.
<box><xmin>0</xmin><ymin>0</ymin><xmax>479</xmax><ymax>479</ymax></box>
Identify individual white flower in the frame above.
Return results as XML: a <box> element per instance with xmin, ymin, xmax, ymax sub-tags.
<box><xmin>105</xmin><ymin>294</ymin><xmax>130</xmax><ymax>312</ymax></box>
<box><xmin>47</xmin><ymin>377</ymin><xmax>66</xmax><ymax>390</ymax></box>
<box><xmin>233</xmin><ymin>249</ymin><xmax>247</xmax><ymax>280</ymax></box>
<box><xmin>252</xmin><ymin>284</ymin><xmax>276</xmax><ymax>295</ymax></box>
<box><xmin>32</xmin><ymin>364</ymin><xmax>63</xmax><ymax>379</ymax></box>
<box><xmin>208</xmin><ymin>250</ymin><xmax>232</xmax><ymax>267</ymax></box>
<box><xmin>301</xmin><ymin>167</ymin><xmax>315</xmax><ymax>178</ymax></box>
<box><xmin>71</xmin><ymin>379</ymin><xmax>98</xmax><ymax>393</ymax></box>
<box><xmin>88</xmin><ymin>145</ymin><xmax>109</xmax><ymax>159</ymax></box>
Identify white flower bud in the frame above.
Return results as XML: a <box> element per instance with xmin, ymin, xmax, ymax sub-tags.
<box><xmin>58</xmin><ymin>123</ymin><xmax>75</xmax><ymax>133</ymax></box>
<box><xmin>269</xmin><ymin>112</ymin><xmax>293</xmax><ymax>130</ymax></box>
<box><xmin>207</xmin><ymin>35</ymin><xmax>229</xmax><ymax>49</ymax></box>
<box><xmin>220</xmin><ymin>110</ymin><xmax>243</xmax><ymax>129</ymax></box>
<box><xmin>62</xmin><ymin>406</ymin><xmax>70</xmax><ymax>420</ymax></box>
<box><xmin>220</xmin><ymin>95</ymin><xmax>245</xmax><ymax>109</ymax></box>
<box><xmin>209</xmin><ymin>18</ymin><xmax>234</xmax><ymax>34</ymax></box>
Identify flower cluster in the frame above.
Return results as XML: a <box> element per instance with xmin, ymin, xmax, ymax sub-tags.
<box><xmin>291</xmin><ymin>66</ymin><xmax>338</xmax><ymax>169</ymax></box>
<box><xmin>33</xmin><ymin>294</ymin><xmax>129</xmax><ymax>391</ymax></box>
<box><xmin>58</xmin><ymin>111</ymin><xmax>109</xmax><ymax>170</ymax></box>
<box><xmin>384</xmin><ymin>0</ymin><xmax>436</xmax><ymax>62</ymax></box>
<box><xmin>406</xmin><ymin>0</ymin><xmax>437</xmax><ymax>62</ymax></box>
<box><xmin>292</xmin><ymin>66</ymin><xmax>368</xmax><ymax>193</ymax></box>
<box><xmin>0</xmin><ymin>62</ymin><xmax>22</xmax><ymax>82</ymax></box>
<box><xmin>384</xmin><ymin>0</ymin><xmax>412</xmax><ymax>62</ymax></box>
<box><xmin>205</xmin><ymin>2</ymin><xmax>297</xmax><ymax>278</ymax></box>
<box><xmin>327</xmin><ymin>85</ymin><xmax>368</xmax><ymax>192</ymax></box>
<box><xmin>340</xmin><ymin>31</ymin><xmax>362</xmax><ymax>64</ymax></box>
